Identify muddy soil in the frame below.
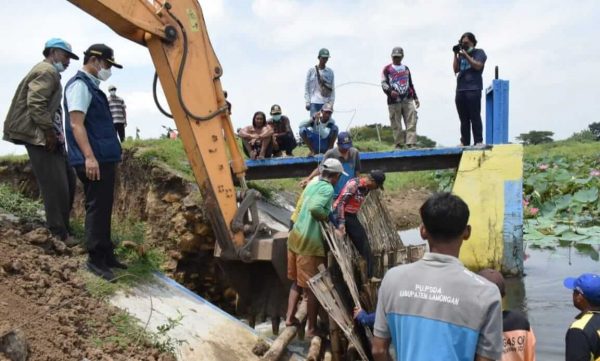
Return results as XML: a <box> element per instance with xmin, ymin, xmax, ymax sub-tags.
<box><xmin>384</xmin><ymin>188</ymin><xmax>432</xmax><ymax>231</ymax></box>
<box><xmin>0</xmin><ymin>217</ymin><xmax>175</xmax><ymax>361</ymax></box>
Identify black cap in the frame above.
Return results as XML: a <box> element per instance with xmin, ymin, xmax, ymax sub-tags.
<box><xmin>84</xmin><ymin>44</ymin><xmax>122</xmax><ymax>69</ymax></box>
<box><xmin>369</xmin><ymin>169</ymin><xmax>386</xmax><ymax>190</ymax></box>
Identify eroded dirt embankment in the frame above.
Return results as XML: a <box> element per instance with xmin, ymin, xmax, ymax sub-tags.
<box><xmin>0</xmin><ymin>150</ymin><xmax>237</xmax><ymax>312</ymax></box>
<box><xmin>0</xmin><ymin>218</ymin><xmax>176</xmax><ymax>361</ymax></box>
<box><xmin>0</xmin><ymin>150</ymin><xmax>430</xmax><ymax>327</ymax></box>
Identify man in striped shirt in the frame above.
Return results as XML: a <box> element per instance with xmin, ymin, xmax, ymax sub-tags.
<box><xmin>107</xmin><ymin>84</ymin><xmax>127</xmax><ymax>142</ymax></box>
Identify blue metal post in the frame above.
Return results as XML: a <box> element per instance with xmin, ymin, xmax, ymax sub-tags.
<box><xmin>485</xmin><ymin>79</ymin><xmax>510</xmax><ymax>144</ymax></box>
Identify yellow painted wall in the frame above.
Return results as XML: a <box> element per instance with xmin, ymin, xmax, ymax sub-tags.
<box><xmin>453</xmin><ymin>144</ymin><xmax>523</xmax><ymax>271</ymax></box>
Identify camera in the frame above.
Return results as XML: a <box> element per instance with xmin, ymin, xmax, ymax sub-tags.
<box><xmin>452</xmin><ymin>44</ymin><xmax>462</xmax><ymax>53</ymax></box>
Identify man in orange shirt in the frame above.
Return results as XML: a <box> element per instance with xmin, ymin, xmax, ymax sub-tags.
<box><xmin>479</xmin><ymin>269</ymin><xmax>536</xmax><ymax>361</ymax></box>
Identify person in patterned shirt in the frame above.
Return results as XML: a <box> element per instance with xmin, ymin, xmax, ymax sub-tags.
<box><xmin>333</xmin><ymin>169</ymin><xmax>385</xmax><ymax>277</ymax></box>
<box><xmin>381</xmin><ymin>46</ymin><xmax>420</xmax><ymax>149</ymax></box>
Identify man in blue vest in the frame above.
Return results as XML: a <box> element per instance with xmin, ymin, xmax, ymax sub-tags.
<box><xmin>64</xmin><ymin>44</ymin><xmax>125</xmax><ymax>281</ymax></box>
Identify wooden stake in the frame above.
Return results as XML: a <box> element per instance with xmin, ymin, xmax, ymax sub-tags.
<box><xmin>306</xmin><ymin>335</ymin><xmax>323</xmax><ymax>361</ymax></box>
<box><xmin>260</xmin><ymin>301</ymin><xmax>307</xmax><ymax>361</ymax></box>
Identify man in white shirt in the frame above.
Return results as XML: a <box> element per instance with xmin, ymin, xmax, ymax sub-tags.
<box><xmin>304</xmin><ymin>48</ymin><xmax>335</xmax><ymax>116</ymax></box>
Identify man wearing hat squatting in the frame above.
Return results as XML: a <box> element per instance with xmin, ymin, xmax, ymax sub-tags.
<box><xmin>298</xmin><ymin>103</ymin><xmax>338</xmax><ymax>156</ymax></box>
<box><xmin>300</xmin><ymin>131</ymin><xmax>361</xmax><ymax>198</ymax></box>
<box><xmin>64</xmin><ymin>44</ymin><xmax>126</xmax><ymax>281</ymax></box>
<box><xmin>304</xmin><ymin>48</ymin><xmax>335</xmax><ymax>117</ymax></box>
<box><xmin>267</xmin><ymin>104</ymin><xmax>297</xmax><ymax>157</ymax></box>
<box><xmin>3</xmin><ymin>38</ymin><xmax>79</xmax><ymax>244</ymax></box>
<box><xmin>381</xmin><ymin>46</ymin><xmax>420</xmax><ymax>149</ymax></box>
<box><xmin>563</xmin><ymin>273</ymin><xmax>600</xmax><ymax>360</ymax></box>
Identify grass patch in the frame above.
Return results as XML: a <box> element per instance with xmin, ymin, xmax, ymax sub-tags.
<box><xmin>0</xmin><ymin>153</ymin><xmax>29</xmax><ymax>163</ymax></box>
<box><xmin>89</xmin><ymin>309</ymin><xmax>183</xmax><ymax>355</ymax></box>
<box><xmin>123</xmin><ymin>138</ymin><xmax>193</xmax><ymax>179</ymax></box>
<box><xmin>524</xmin><ymin>140</ymin><xmax>600</xmax><ymax>160</ymax></box>
<box><xmin>81</xmin><ymin>218</ymin><xmax>165</xmax><ymax>299</ymax></box>
<box><xmin>0</xmin><ymin>183</ymin><xmax>43</xmax><ymax>220</ymax></box>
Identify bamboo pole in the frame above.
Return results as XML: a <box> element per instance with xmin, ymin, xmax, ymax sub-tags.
<box><xmin>260</xmin><ymin>301</ymin><xmax>307</xmax><ymax>361</ymax></box>
<box><xmin>306</xmin><ymin>335</ymin><xmax>323</xmax><ymax>361</ymax></box>
<box><xmin>323</xmin><ymin>346</ymin><xmax>333</xmax><ymax>361</ymax></box>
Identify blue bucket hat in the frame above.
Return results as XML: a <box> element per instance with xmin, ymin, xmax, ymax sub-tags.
<box><xmin>564</xmin><ymin>273</ymin><xmax>600</xmax><ymax>304</ymax></box>
<box><xmin>44</xmin><ymin>38</ymin><xmax>79</xmax><ymax>60</ymax></box>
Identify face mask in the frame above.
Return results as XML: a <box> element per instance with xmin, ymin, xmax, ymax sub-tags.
<box><xmin>97</xmin><ymin>67</ymin><xmax>112</xmax><ymax>81</ymax></box>
<box><xmin>109</xmin><ymin>90</ymin><xmax>116</xmax><ymax>95</ymax></box>
<box><xmin>272</xmin><ymin>115</ymin><xmax>282</xmax><ymax>122</ymax></box>
<box><xmin>53</xmin><ymin>62</ymin><xmax>65</xmax><ymax>73</ymax></box>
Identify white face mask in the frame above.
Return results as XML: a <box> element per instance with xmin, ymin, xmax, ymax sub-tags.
<box><xmin>53</xmin><ymin>62</ymin><xmax>65</xmax><ymax>73</ymax></box>
<box><xmin>97</xmin><ymin>67</ymin><xmax>112</xmax><ymax>81</ymax></box>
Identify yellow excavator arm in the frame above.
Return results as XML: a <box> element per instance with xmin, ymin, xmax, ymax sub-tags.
<box><xmin>67</xmin><ymin>0</ymin><xmax>254</xmax><ymax>258</ymax></box>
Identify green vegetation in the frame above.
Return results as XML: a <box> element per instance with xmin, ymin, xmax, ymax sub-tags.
<box><xmin>523</xmin><ymin>140</ymin><xmax>600</xmax><ymax>249</ymax></box>
<box><xmin>90</xmin><ymin>309</ymin><xmax>184</xmax><ymax>355</ymax></box>
<box><xmin>123</xmin><ymin>138</ymin><xmax>193</xmax><ymax>180</ymax></box>
<box><xmin>349</xmin><ymin>124</ymin><xmax>437</xmax><ymax>148</ymax></box>
<box><xmin>0</xmin><ymin>154</ymin><xmax>29</xmax><ymax>163</ymax></box>
<box><xmin>516</xmin><ymin>130</ymin><xmax>555</xmax><ymax>145</ymax></box>
<box><xmin>81</xmin><ymin>218</ymin><xmax>165</xmax><ymax>299</ymax></box>
<box><xmin>0</xmin><ymin>183</ymin><xmax>43</xmax><ymax>220</ymax></box>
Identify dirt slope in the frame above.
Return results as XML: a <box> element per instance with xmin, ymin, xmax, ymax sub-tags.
<box><xmin>384</xmin><ymin>188</ymin><xmax>432</xmax><ymax>230</ymax></box>
<box><xmin>0</xmin><ymin>216</ymin><xmax>175</xmax><ymax>361</ymax></box>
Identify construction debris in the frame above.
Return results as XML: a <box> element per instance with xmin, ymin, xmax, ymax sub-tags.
<box><xmin>308</xmin><ymin>265</ymin><xmax>369</xmax><ymax>361</ymax></box>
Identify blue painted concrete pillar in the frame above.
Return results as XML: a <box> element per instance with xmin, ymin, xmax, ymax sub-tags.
<box><xmin>485</xmin><ymin>79</ymin><xmax>509</xmax><ymax>144</ymax></box>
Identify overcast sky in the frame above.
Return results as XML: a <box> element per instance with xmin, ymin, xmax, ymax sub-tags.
<box><xmin>1</xmin><ymin>0</ymin><xmax>599</xmax><ymax>155</ymax></box>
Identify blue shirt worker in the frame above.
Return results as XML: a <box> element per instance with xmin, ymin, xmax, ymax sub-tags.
<box><xmin>300</xmin><ymin>131</ymin><xmax>361</xmax><ymax>197</ymax></box>
<box><xmin>564</xmin><ymin>273</ymin><xmax>600</xmax><ymax>361</ymax></box>
<box><xmin>298</xmin><ymin>103</ymin><xmax>338</xmax><ymax>157</ymax></box>
<box><xmin>453</xmin><ymin>32</ymin><xmax>487</xmax><ymax>146</ymax></box>
<box><xmin>3</xmin><ymin>38</ymin><xmax>78</xmax><ymax>244</ymax></box>
<box><xmin>372</xmin><ymin>192</ymin><xmax>503</xmax><ymax>361</ymax></box>
<box><xmin>304</xmin><ymin>48</ymin><xmax>335</xmax><ymax>116</ymax></box>
<box><xmin>65</xmin><ymin>44</ymin><xmax>127</xmax><ymax>281</ymax></box>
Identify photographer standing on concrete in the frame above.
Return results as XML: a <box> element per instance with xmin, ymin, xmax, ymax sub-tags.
<box><xmin>453</xmin><ymin>32</ymin><xmax>487</xmax><ymax>147</ymax></box>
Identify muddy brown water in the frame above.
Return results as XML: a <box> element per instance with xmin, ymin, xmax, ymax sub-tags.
<box><xmin>400</xmin><ymin>228</ymin><xmax>600</xmax><ymax>361</ymax></box>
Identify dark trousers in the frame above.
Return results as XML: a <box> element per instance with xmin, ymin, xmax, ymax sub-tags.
<box><xmin>114</xmin><ymin>123</ymin><xmax>125</xmax><ymax>142</ymax></box>
<box><xmin>345</xmin><ymin>213</ymin><xmax>373</xmax><ymax>278</ymax></box>
<box><xmin>455</xmin><ymin>90</ymin><xmax>483</xmax><ymax>145</ymax></box>
<box><xmin>75</xmin><ymin>162</ymin><xmax>116</xmax><ymax>260</ymax></box>
<box><xmin>274</xmin><ymin>133</ymin><xmax>297</xmax><ymax>156</ymax></box>
<box><xmin>25</xmin><ymin>145</ymin><xmax>76</xmax><ymax>240</ymax></box>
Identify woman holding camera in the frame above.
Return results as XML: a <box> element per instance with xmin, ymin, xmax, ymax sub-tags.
<box><xmin>453</xmin><ymin>32</ymin><xmax>487</xmax><ymax>147</ymax></box>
